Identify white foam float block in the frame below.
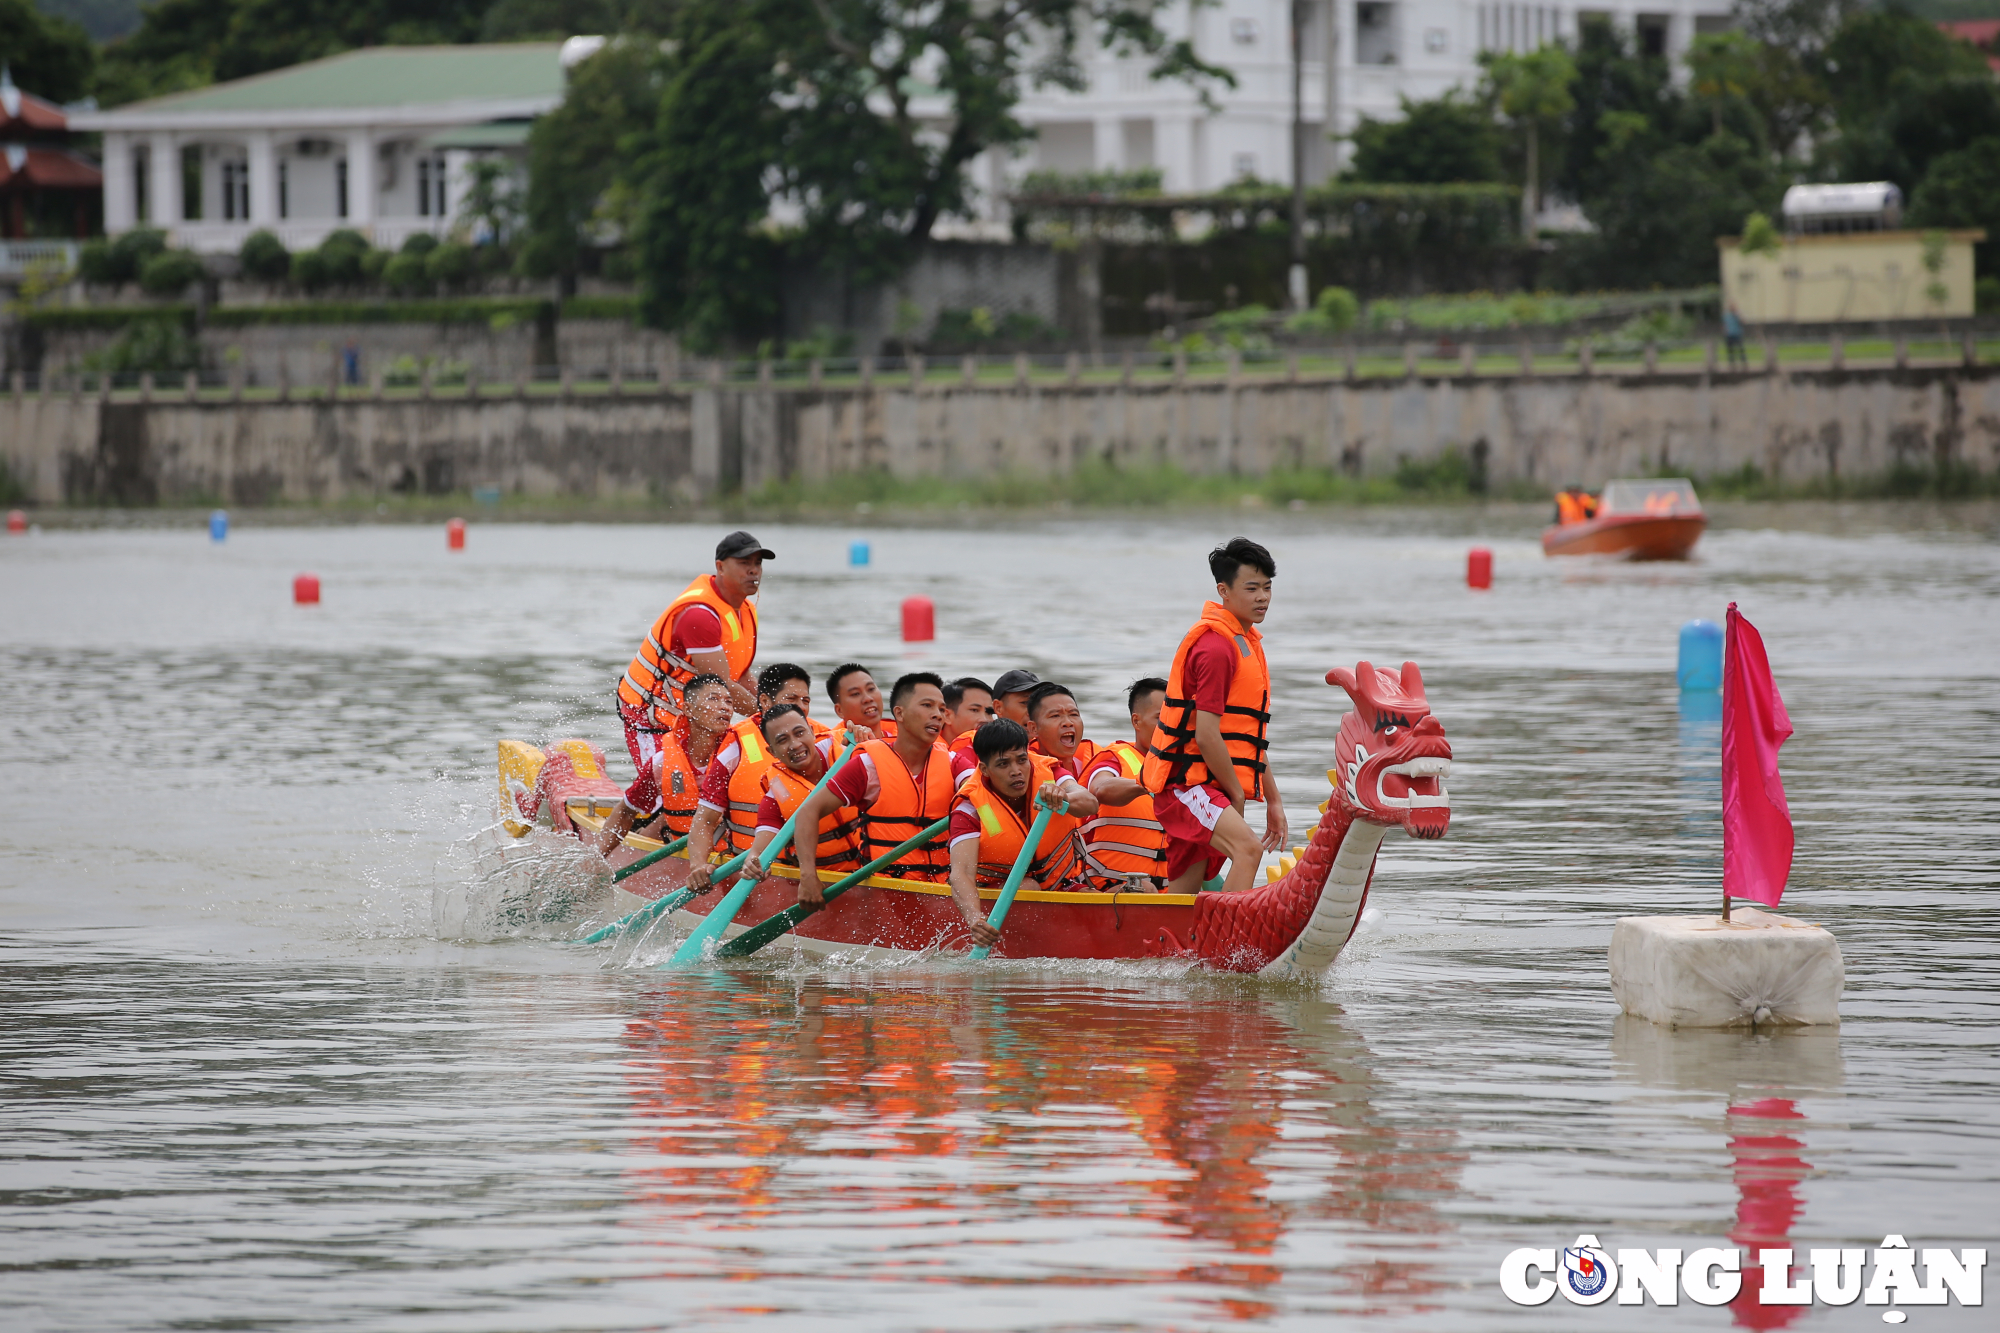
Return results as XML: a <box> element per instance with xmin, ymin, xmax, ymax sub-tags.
<box><xmin>1609</xmin><ymin>907</ymin><xmax>1843</xmax><ymax>1029</ymax></box>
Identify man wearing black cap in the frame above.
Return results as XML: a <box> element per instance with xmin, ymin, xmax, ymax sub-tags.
<box><xmin>990</xmin><ymin>669</ymin><xmax>1042</xmax><ymax>726</ymax></box>
<box><xmin>613</xmin><ymin>532</ymin><xmax>773</xmax><ymax>821</ymax></box>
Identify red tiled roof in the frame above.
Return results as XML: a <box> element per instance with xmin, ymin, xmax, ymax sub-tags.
<box><xmin>0</xmin><ymin>146</ymin><xmax>103</xmax><ymax>189</ymax></box>
<box><xmin>1940</xmin><ymin>20</ymin><xmax>2000</xmax><ymax>72</ymax></box>
<box><xmin>0</xmin><ymin>86</ymin><xmax>70</xmax><ymax>134</ymax></box>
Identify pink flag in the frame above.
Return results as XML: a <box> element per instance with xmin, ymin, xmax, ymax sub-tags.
<box><xmin>1722</xmin><ymin>603</ymin><xmax>1794</xmax><ymax>907</ymax></box>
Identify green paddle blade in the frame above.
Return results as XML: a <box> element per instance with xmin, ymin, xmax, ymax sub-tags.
<box><xmin>578</xmin><ymin>885</ymin><xmax>694</xmax><ymax>944</ymax></box>
<box><xmin>610</xmin><ymin>834</ymin><xmax>690</xmax><ymax>884</ymax></box>
<box><xmin>711</xmin><ymin>817</ymin><xmax>950</xmax><ymax>960</ymax></box>
<box><xmin>968</xmin><ymin>804</ymin><xmax>1055</xmax><ymax>961</ymax></box>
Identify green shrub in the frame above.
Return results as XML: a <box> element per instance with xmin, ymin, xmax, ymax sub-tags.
<box><xmin>563</xmin><ymin>294</ymin><xmax>640</xmax><ymax>321</ymax></box>
<box><xmin>204</xmin><ymin>297</ymin><xmax>550</xmax><ymax>327</ymax></box>
<box><xmin>81</xmin><ymin>320</ymin><xmax>199</xmax><ymax>376</ymax></box>
<box><xmin>239</xmin><ymin>230</ymin><xmax>291</xmax><ymax>283</ymax></box>
<box><xmin>361</xmin><ymin>249</ymin><xmax>390</xmax><ymax>282</ymax></box>
<box><xmin>290</xmin><ymin>248</ymin><xmax>331</xmax><ymax>292</ymax></box>
<box><xmin>1740</xmin><ymin>211</ymin><xmax>1782</xmax><ymax>257</ymax></box>
<box><xmin>317</xmin><ymin>229</ymin><xmax>372</xmax><ymax>286</ymax></box>
<box><xmin>1285</xmin><ymin>285</ymin><xmax>1360</xmax><ymax>336</ymax></box>
<box><xmin>138</xmin><ymin>250</ymin><xmax>206</xmax><ymax>296</ymax></box>
<box><xmin>79</xmin><ymin>229</ymin><xmax>168</xmax><ymax>286</ymax></box>
<box><xmin>383</xmin><ymin>251</ymin><xmax>430</xmax><ymax>296</ymax></box>
<box><xmin>1977</xmin><ymin>276</ymin><xmax>2000</xmax><ymax>314</ymax></box>
<box><xmin>400</xmin><ymin>233</ymin><xmax>440</xmax><ymax>256</ymax></box>
<box><xmin>423</xmin><ymin>241</ymin><xmax>476</xmax><ymax>290</ymax></box>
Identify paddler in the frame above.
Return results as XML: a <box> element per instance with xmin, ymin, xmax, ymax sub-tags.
<box><xmin>827</xmin><ymin>662</ymin><xmax>894</xmax><ymax>740</ymax></box>
<box><xmin>1079</xmin><ymin>677</ymin><xmax>1169</xmax><ymax>891</ymax></box>
<box><xmin>990</xmin><ymin>669</ymin><xmax>1042</xmax><ymax>725</ymax></box>
<box><xmin>739</xmin><ymin>704</ymin><xmax>862</xmax><ymax>879</ymax></box>
<box><xmin>683</xmin><ymin>663</ymin><xmax>818</xmax><ymax>892</ymax></box>
<box><xmin>793</xmin><ymin>672</ymin><xmax>955</xmax><ymax>899</ymax></box>
<box><xmin>1025</xmin><ymin>681</ymin><xmax>1098</xmax><ymax>779</ymax></box>
<box><xmin>942</xmin><ymin>676</ymin><xmax>996</xmax><ymax>780</ymax></box>
<box><xmin>1143</xmin><ymin>538</ymin><xmax>1289</xmax><ymax>895</ymax></box>
<box><xmin>595</xmin><ymin>672</ymin><xmax>732</xmax><ymax>856</ymax></box>
<box><xmin>948</xmin><ymin>719</ymin><xmax>1098</xmax><ymax>948</ymax></box>
<box><xmin>613</xmin><ymin>532</ymin><xmax>771</xmax><ymax>792</ymax></box>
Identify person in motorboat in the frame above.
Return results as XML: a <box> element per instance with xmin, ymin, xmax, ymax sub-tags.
<box><xmin>594</xmin><ymin>672</ymin><xmax>733</xmax><ymax>855</ymax></box>
<box><xmin>948</xmin><ymin>719</ymin><xmax>1099</xmax><ymax>947</ymax></box>
<box><xmin>1080</xmin><ymin>677</ymin><xmax>1169</xmax><ymax>892</ymax></box>
<box><xmin>1143</xmin><ymin>537</ymin><xmax>1289</xmax><ymax>896</ymax></box>
<box><xmin>990</xmin><ymin>669</ymin><xmax>1042</xmax><ymax>725</ymax></box>
<box><xmin>738</xmin><ymin>704</ymin><xmax>862</xmax><ymax>879</ymax></box>
<box><xmin>793</xmin><ymin>673</ymin><xmax>957</xmax><ymax>898</ymax></box>
<box><xmin>1553</xmin><ymin>486</ymin><xmax>1599</xmax><ymax>525</ymax></box>
<box><xmin>827</xmin><ymin>663</ymin><xmax>894</xmax><ymax>741</ymax></box>
<box><xmin>1025</xmin><ymin>682</ymin><xmax>1098</xmax><ymax>780</ymax></box>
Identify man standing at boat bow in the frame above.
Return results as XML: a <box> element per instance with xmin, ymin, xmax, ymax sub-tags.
<box><xmin>1143</xmin><ymin>538</ymin><xmax>1288</xmax><ymax>895</ymax></box>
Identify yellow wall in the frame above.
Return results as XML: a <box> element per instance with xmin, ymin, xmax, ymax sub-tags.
<box><xmin>1718</xmin><ymin>230</ymin><xmax>1984</xmax><ymax>323</ymax></box>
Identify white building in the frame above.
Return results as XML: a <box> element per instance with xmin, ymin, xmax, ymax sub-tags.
<box><xmin>72</xmin><ymin>43</ymin><xmax>569</xmax><ymax>253</ymax></box>
<box><xmin>981</xmin><ymin>1</ymin><xmax>1734</xmax><ymax>205</ymax></box>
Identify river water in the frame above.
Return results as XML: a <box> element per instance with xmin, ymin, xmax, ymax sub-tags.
<box><xmin>2</xmin><ymin>507</ymin><xmax>1996</xmax><ymax>1331</ymax></box>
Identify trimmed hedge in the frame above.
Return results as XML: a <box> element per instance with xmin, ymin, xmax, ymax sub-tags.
<box><xmin>26</xmin><ymin>305</ymin><xmax>194</xmax><ymax>331</ymax></box>
<box><xmin>562</xmin><ymin>294</ymin><xmax>640</xmax><ymax>321</ymax></box>
<box><xmin>206</xmin><ymin>298</ymin><xmax>553</xmax><ymax>328</ymax></box>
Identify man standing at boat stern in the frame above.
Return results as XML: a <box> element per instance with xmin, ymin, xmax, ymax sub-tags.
<box><xmin>1143</xmin><ymin>538</ymin><xmax>1288</xmax><ymax>896</ymax></box>
<box><xmin>613</xmin><ymin>531</ymin><xmax>772</xmax><ymax>810</ymax></box>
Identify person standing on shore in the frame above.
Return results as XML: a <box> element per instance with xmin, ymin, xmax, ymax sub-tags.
<box><xmin>1143</xmin><ymin>538</ymin><xmax>1288</xmax><ymax>895</ymax></box>
<box><xmin>613</xmin><ymin>532</ymin><xmax>772</xmax><ymax>817</ymax></box>
<box><xmin>1724</xmin><ymin>302</ymin><xmax>1748</xmax><ymax>371</ymax></box>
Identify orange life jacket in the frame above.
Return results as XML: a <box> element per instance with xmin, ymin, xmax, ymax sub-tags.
<box><xmin>1032</xmin><ymin>735</ymin><xmax>1099</xmax><ymax>779</ymax></box>
<box><xmin>1080</xmin><ymin>740</ymin><xmax>1166</xmax><ymax>884</ymax></box>
<box><xmin>723</xmin><ymin>718</ymin><xmax>779</xmax><ymax>851</ymax></box>
<box><xmin>958</xmin><ymin>755</ymin><xmax>1085</xmax><ymax>888</ymax></box>
<box><xmin>857</xmin><ymin>738</ymin><xmax>955</xmax><ymax>882</ymax></box>
<box><xmin>1556</xmin><ymin>491</ymin><xmax>1585</xmax><ymax>525</ymax></box>
<box><xmin>762</xmin><ymin>764</ymin><xmax>861</xmax><ymax>871</ymax></box>
<box><xmin>616</xmin><ymin>574</ymin><xmax>758</xmax><ymax>729</ymax></box>
<box><xmin>1143</xmin><ymin>602</ymin><xmax>1272</xmax><ymax>801</ymax></box>
<box><xmin>652</xmin><ymin>731</ymin><xmax>703</xmax><ymax>837</ymax></box>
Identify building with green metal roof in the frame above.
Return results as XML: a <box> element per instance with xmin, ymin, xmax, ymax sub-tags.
<box><xmin>71</xmin><ymin>41</ymin><xmax>579</xmax><ymax>253</ymax></box>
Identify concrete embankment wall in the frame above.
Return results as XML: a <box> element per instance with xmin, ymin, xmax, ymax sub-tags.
<box><xmin>5</xmin><ymin>363</ymin><xmax>1996</xmax><ymax>506</ymax></box>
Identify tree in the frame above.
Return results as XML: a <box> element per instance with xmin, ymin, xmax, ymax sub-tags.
<box><xmin>517</xmin><ymin>38</ymin><xmax>658</xmax><ymax>285</ymax></box>
<box><xmin>0</xmin><ymin>0</ymin><xmax>96</xmax><ymax>103</ymax></box>
<box><xmin>1687</xmin><ymin>32</ymin><xmax>1763</xmax><ymax>138</ymax></box>
<box><xmin>1911</xmin><ymin>136</ymin><xmax>2000</xmax><ymax>274</ymax></box>
<box><xmin>619</xmin><ymin>0</ymin><xmax>1233</xmax><ymax>347</ymax></box>
<box><xmin>95</xmin><ymin>0</ymin><xmax>488</xmax><ymax>104</ymax></box>
<box><xmin>1347</xmin><ymin>92</ymin><xmax>1505</xmax><ymax>185</ymax></box>
<box><xmin>1566</xmin><ymin>130</ymin><xmax>1780</xmax><ymax>289</ymax></box>
<box><xmin>1556</xmin><ymin>16</ymin><xmax>1674</xmax><ymax>207</ymax></box>
<box><xmin>1823</xmin><ymin>9</ymin><xmax>2000</xmax><ymax>192</ymax></box>
<box><xmin>1483</xmin><ymin>45</ymin><xmax>1576</xmax><ymax>237</ymax></box>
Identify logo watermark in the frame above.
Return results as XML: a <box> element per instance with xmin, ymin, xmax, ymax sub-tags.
<box><xmin>1501</xmin><ymin>1235</ymin><xmax>1985</xmax><ymax>1323</ymax></box>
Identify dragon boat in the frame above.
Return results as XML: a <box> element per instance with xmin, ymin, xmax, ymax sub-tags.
<box><xmin>494</xmin><ymin>660</ymin><xmax>1451</xmax><ymax>980</ymax></box>
<box><xmin>1542</xmin><ymin>477</ymin><xmax>1706</xmax><ymax>561</ymax></box>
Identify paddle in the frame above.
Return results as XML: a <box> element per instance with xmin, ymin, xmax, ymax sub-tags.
<box><xmin>713</xmin><ymin>817</ymin><xmax>952</xmax><ymax>959</ymax></box>
<box><xmin>613</xmin><ymin>834</ymin><xmax>690</xmax><ymax>885</ymax></box>
<box><xmin>665</xmin><ymin>730</ymin><xmax>855</xmax><ymax>966</ymax></box>
<box><xmin>968</xmin><ymin>794</ymin><xmax>1062</xmax><ymax>961</ymax></box>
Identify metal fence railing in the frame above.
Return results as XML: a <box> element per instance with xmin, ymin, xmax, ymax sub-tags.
<box><xmin>7</xmin><ymin>333</ymin><xmax>1990</xmax><ymax>401</ymax></box>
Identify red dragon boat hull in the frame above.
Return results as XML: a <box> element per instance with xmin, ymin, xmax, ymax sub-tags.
<box><xmin>498</xmin><ymin>660</ymin><xmax>1452</xmax><ymax>979</ymax></box>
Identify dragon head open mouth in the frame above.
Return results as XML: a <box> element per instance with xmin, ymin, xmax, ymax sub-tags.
<box><xmin>1326</xmin><ymin>661</ymin><xmax>1452</xmax><ymax>839</ymax></box>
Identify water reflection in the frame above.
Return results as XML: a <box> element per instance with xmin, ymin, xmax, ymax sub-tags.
<box><xmin>1613</xmin><ymin>1019</ymin><xmax>1842</xmax><ymax>1329</ymax></box>
<box><xmin>618</xmin><ymin>979</ymin><xmax>1464</xmax><ymax>1319</ymax></box>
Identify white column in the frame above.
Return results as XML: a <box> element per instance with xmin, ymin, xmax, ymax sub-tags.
<box><xmin>443</xmin><ymin>149</ymin><xmax>473</xmax><ymax>225</ymax></box>
<box><xmin>147</xmin><ymin>132</ymin><xmax>179</xmax><ymax>230</ymax></box>
<box><xmin>247</xmin><ymin>130</ymin><xmax>277</xmax><ymax>225</ymax></box>
<box><xmin>345</xmin><ymin>128</ymin><xmax>377</xmax><ymax>234</ymax></box>
<box><xmin>102</xmin><ymin>133</ymin><xmax>135</xmax><ymax>231</ymax></box>
<box><xmin>1157</xmin><ymin>115</ymin><xmax>1194</xmax><ymax>193</ymax></box>
<box><xmin>1093</xmin><ymin>117</ymin><xmax>1122</xmax><ymax>173</ymax></box>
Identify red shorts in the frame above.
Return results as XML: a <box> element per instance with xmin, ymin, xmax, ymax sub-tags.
<box><xmin>1156</xmin><ymin>783</ymin><xmax>1232</xmax><ymax>884</ymax></box>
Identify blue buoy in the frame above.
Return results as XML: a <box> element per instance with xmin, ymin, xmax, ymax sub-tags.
<box><xmin>1678</xmin><ymin>619</ymin><xmax>1723</xmax><ymax>691</ymax></box>
<box><xmin>849</xmin><ymin>540</ymin><xmax>871</xmax><ymax>567</ymax></box>
<box><xmin>209</xmin><ymin>509</ymin><xmax>228</xmax><ymax>542</ymax></box>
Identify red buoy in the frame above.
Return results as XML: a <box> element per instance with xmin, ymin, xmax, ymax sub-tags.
<box><xmin>1467</xmin><ymin>547</ymin><xmax>1493</xmax><ymax>590</ymax></box>
<box><xmin>447</xmin><ymin>517</ymin><xmax>466</xmax><ymax>550</ymax></box>
<box><xmin>901</xmin><ymin>595</ymin><xmax>934</xmax><ymax>642</ymax></box>
<box><xmin>294</xmin><ymin>573</ymin><xmax>321</xmax><ymax>604</ymax></box>
<box><xmin>6</xmin><ymin>510</ymin><xmax>25</xmax><ymax>534</ymax></box>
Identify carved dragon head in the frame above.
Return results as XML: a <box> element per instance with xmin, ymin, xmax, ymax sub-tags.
<box><xmin>1326</xmin><ymin>661</ymin><xmax>1451</xmax><ymax>839</ymax></box>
